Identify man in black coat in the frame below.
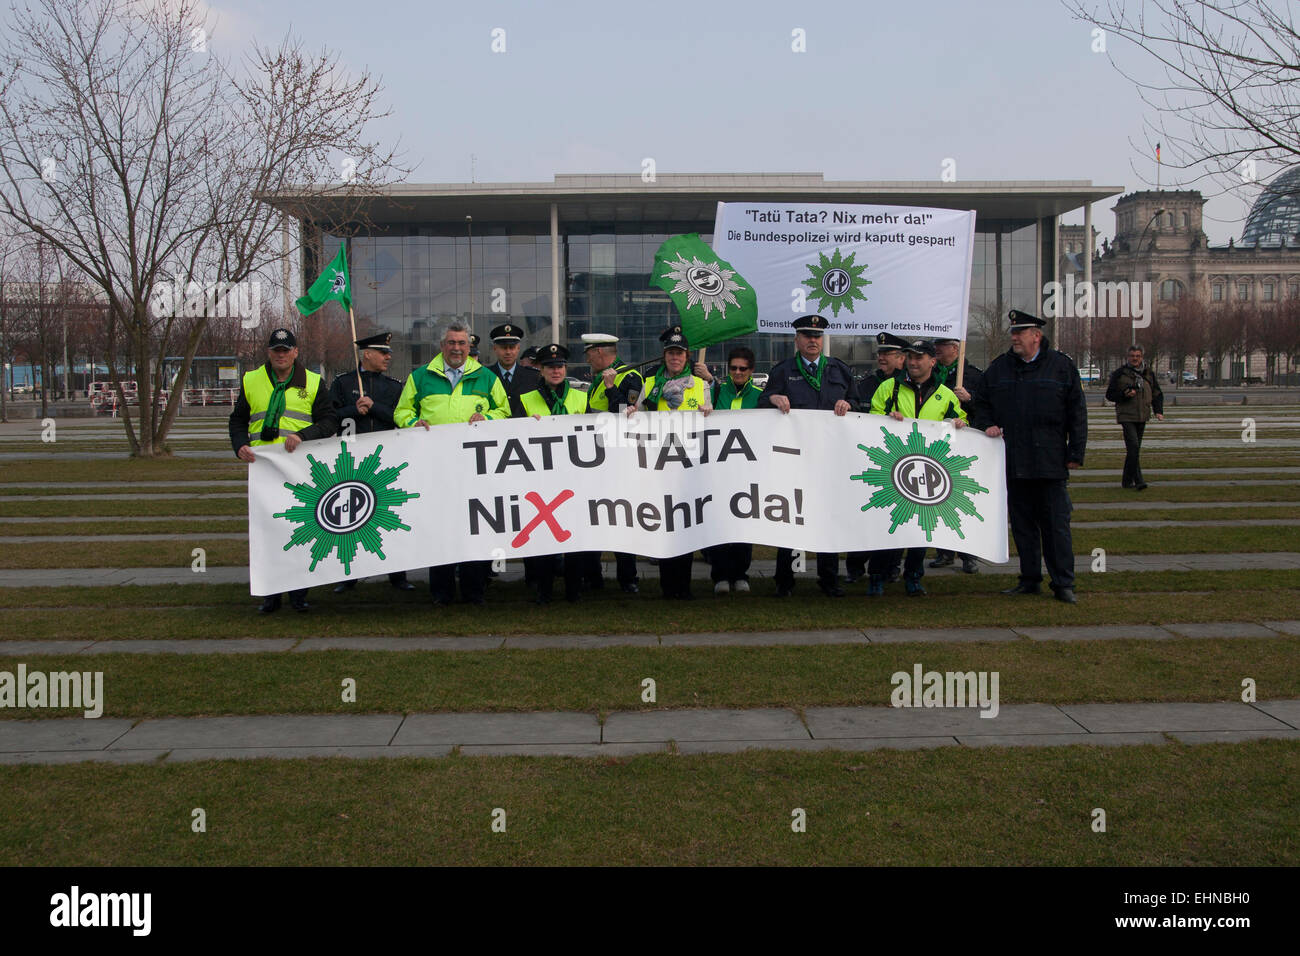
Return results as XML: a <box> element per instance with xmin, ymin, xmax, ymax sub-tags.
<box><xmin>327</xmin><ymin>331</ymin><xmax>415</xmax><ymax>592</ymax></box>
<box><xmin>1105</xmin><ymin>344</ymin><xmax>1164</xmax><ymax>490</ymax></box>
<box><xmin>930</xmin><ymin>336</ymin><xmax>986</xmax><ymax>574</ymax></box>
<box><xmin>759</xmin><ymin>314</ymin><xmax>861</xmax><ymax>598</ymax></box>
<box><xmin>969</xmin><ymin>310</ymin><xmax>1088</xmax><ymax>603</ymax></box>
<box><xmin>483</xmin><ymin>322</ymin><xmax>541</xmax><ymax>418</ymax></box>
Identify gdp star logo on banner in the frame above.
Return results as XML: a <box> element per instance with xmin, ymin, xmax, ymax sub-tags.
<box><xmin>275</xmin><ymin>442</ymin><xmax>419</xmax><ymax>573</ymax></box>
<box><xmin>712</xmin><ymin>202</ymin><xmax>975</xmax><ymax>339</ymax></box>
<box><xmin>851</xmin><ymin>422</ymin><xmax>989</xmax><ymax>540</ymax></box>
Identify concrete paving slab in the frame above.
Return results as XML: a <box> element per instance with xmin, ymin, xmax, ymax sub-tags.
<box><xmin>660</xmin><ymin>629</ymin><xmax>865</xmax><ymax>647</ymax></box>
<box><xmin>392</xmin><ymin>712</ymin><xmax>599</xmax><ymax>746</ymax></box>
<box><xmin>502</xmin><ymin>633</ymin><xmax>659</xmax><ymax>650</ymax></box>
<box><xmin>0</xmin><ymin>641</ymin><xmax>96</xmax><ymax>656</ymax></box>
<box><xmin>163</xmin><ymin>745</ymin><xmax>455</xmax><ymax>762</ymax></box>
<box><xmin>1168</xmin><ymin>730</ymin><xmax>1300</xmax><ymax>745</ymax></box>
<box><xmin>862</xmin><ymin>627</ymin><xmax>1019</xmax><ymax>644</ymax></box>
<box><xmin>0</xmin><ymin>718</ymin><xmax>134</xmax><ymax>752</ymax></box>
<box><xmin>805</xmin><ymin>703</ymin><xmax>1078</xmax><ymax>738</ymax></box>
<box><xmin>110</xmin><ymin>714</ymin><xmax>403</xmax><ymax>750</ymax></box>
<box><xmin>0</xmin><ymin>749</ymin><xmax>167</xmax><ymax>765</ymax></box>
<box><xmin>675</xmin><ymin>736</ymin><xmax>956</xmax><ymax>754</ymax></box>
<box><xmin>1060</xmin><ymin>702</ymin><xmax>1289</xmax><ymax>733</ymax></box>
<box><xmin>1252</xmin><ymin>700</ymin><xmax>1300</xmax><ymax>729</ymax></box>
<box><xmin>1161</xmin><ymin>622</ymin><xmax>1281</xmax><ymax>639</ymax></box>
<box><xmin>602</xmin><ymin>708</ymin><xmax>808</xmax><ymax>743</ymax></box>
<box><xmin>4</xmin><ymin>533</ymin><xmax>247</xmax><ymax>544</ymax></box>
<box><xmin>956</xmin><ymin>732</ymin><xmax>1167</xmax><ymax>748</ymax></box>
<box><xmin>458</xmin><ymin>742</ymin><xmax>668</xmax><ymax>757</ymax></box>
<box><xmin>1016</xmin><ymin>625</ymin><xmax>1173</xmax><ymax>641</ymax></box>
<box><xmin>1263</xmin><ymin>620</ymin><xmax>1300</xmax><ymax>636</ymax></box>
<box><xmin>82</xmin><ymin>639</ymin><xmax>296</xmax><ymax>655</ymax></box>
<box><xmin>293</xmin><ymin>636</ymin><xmax>504</xmax><ymax>652</ymax></box>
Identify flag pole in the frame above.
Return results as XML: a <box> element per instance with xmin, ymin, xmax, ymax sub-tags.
<box><xmin>348</xmin><ymin>304</ymin><xmax>365</xmax><ymax>398</ymax></box>
<box><xmin>956</xmin><ymin>339</ymin><xmax>967</xmax><ymax>390</ymax></box>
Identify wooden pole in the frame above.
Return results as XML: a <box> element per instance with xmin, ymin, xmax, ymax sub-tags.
<box><xmin>348</xmin><ymin>305</ymin><xmax>365</xmax><ymax>398</ymax></box>
<box><xmin>956</xmin><ymin>339</ymin><xmax>967</xmax><ymax>390</ymax></box>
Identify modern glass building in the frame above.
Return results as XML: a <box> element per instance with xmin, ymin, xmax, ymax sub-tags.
<box><xmin>264</xmin><ymin>173</ymin><xmax>1119</xmax><ymax>379</ymax></box>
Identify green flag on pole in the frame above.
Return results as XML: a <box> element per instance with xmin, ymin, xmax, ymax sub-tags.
<box><xmin>295</xmin><ymin>243</ymin><xmax>351</xmax><ymax>316</ymax></box>
<box><xmin>650</xmin><ymin>234</ymin><xmax>757</xmax><ymax>349</ymax></box>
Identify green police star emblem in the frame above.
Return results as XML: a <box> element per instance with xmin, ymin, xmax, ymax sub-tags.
<box><xmin>275</xmin><ymin>442</ymin><xmax>419</xmax><ymax>573</ymax></box>
<box><xmin>803</xmin><ymin>247</ymin><xmax>871</xmax><ymax>316</ymax></box>
<box><xmin>850</xmin><ymin>422</ymin><xmax>987</xmax><ymax>540</ymax></box>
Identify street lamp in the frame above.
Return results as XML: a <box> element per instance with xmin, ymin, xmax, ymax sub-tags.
<box><xmin>1133</xmin><ymin>208</ymin><xmax>1165</xmax><ymax>346</ymax></box>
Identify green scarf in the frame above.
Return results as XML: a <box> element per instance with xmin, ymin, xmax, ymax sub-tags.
<box><xmin>645</xmin><ymin>363</ymin><xmax>690</xmax><ymax>407</ymax></box>
<box><xmin>264</xmin><ymin>368</ymin><xmax>294</xmax><ymax>432</ymax></box>
<box><xmin>936</xmin><ymin>362</ymin><xmax>956</xmax><ymax>386</ymax></box>
<box><xmin>797</xmin><ymin>354</ymin><xmax>826</xmax><ymax>391</ymax></box>
<box><xmin>538</xmin><ymin>380</ymin><xmax>571</xmax><ymax>415</ymax></box>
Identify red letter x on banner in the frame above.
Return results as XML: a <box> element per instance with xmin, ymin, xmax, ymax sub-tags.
<box><xmin>511</xmin><ymin>490</ymin><xmax>574</xmax><ymax>548</ymax></box>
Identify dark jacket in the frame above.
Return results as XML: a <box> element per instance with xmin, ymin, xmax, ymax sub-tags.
<box><xmin>328</xmin><ymin>366</ymin><xmax>404</xmax><ymax>434</ymax></box>
<box><xmin>486</xmin><ymin>361</ymin><xmax>542</xmax><ymax>419</ymax></box>
<box><xmin>969</xmin><ymin>340</ymin><xmax>1088</xmax><ymax>480</ymax></box>
<box><xmin>936</xmin><ymin>360</ymin><xmax>984</xmax><ymax>411</ymax></box>
<box><xmin>758</xmin><ymin>354</ymin><xmax>861</xmax><ymax>412</ymax></box>
<box><xmin>1105</xmin><ymin>363</ymin><xmax>1163</xmax><ymax>424</ymax></box>
<box><xmin>229</xmin><ymin>361</ymin><xmax>338</xmax><ymax>455</ymax></box>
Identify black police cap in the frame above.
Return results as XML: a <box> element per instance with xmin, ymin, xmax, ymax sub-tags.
<box><xmin>902</xmin><ymin>339</ymin><xmax>936</xmax><ymax>357</ymax></box>
<box><xmin>1008</xmin><ymin>309</ymin><xmax>1047</xmax><ymax>331</ymax></box>
<box><xmin>875</xmin><ymin>331</ymin><xmax>909</xmax><ymax>352</ymax></box>
<box><xmin>355</xmin><ymin>331</ymin><xmax>392</xmax><ymax>352</ymax></box>
<box><xmin>793</xmin><ymin>314</ymin><xmax>830</xmax><ymax>334</ymax></box>
<box><xmin>659</xmin><ymin>325</ymin><xmax>689</xmax><ymax>350</ymax></box>
<box><xmin>537</xmin><ymin>344</ymin><xmax>569</xmax><ymax>366</ymax></box>
<box><xmin>267</xmin><ymin>328</ymin><xmax>297</xmax><ymax>349</ymax></box>
<box><xmin>490</xmin><ymin>323</ymin><xmax>523</xmax><ymax>343</ymax></box>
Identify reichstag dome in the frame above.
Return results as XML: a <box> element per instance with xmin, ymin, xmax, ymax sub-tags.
<box><xmin>1241</xmin><ymin>166</ymin><xmax>1300</xmax><ymax>247</ymax></box>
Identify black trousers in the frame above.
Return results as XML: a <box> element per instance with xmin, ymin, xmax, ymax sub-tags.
<box><xmin>428</xmin><ymin>561</ymin><xmax>488</xmax><ymax>603</ymax></box>
<box><xmin>1120</xmin><ymin>421</ymin><xmax>1147</xmax><ymax>487</ymax></box>
<box><xmin>1008</xmin><ymin>477</ymin><xmax>1075</xmax><ymax>589</ymax></box>
<box><xmin>848</xmin><ymin>550</ymin><xmax>897</xmax><ymax>577</ymax></box>
<box><xmin>658</xmin><ymin>552</ymin><xmax>695</xmax><ymax>597</ymax></box>
<box><xmin>775</xmin><ymin>549</ymin><xmax>839</xmax><ymax>589</ymax></box>
<box><xmin>868</xmin><ymin>548</ymin><xmax>926</xmax><ymax>577</ymax></box>
<box><xmin>709</xmin><ymin>543</ymin><xmax>752</xmax><ymax>583</ymax></box>
<box><xmin>580</xmin><ymin>551</ymin><xmax>638</xmax><ymax>587</ymax></box>
<box><xmin>525</xmin><ymin>554</ymin><xmax>581</xmax><ymax>601</ymax></box>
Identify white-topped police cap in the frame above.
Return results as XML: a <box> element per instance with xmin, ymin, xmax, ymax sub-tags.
<box><xmin>1008</xmin><ymin>309</ymin><xmax>1047</xmax><ymax>331</ymax></box>
<box><xmin>582</xmin><ymin>333</ymin><xmax>619</xmax><ymax>350</ymax></box>
<box><xmin>875</xmin><ymin>331</ymin><xmax>909</xmax><ymax>352</ymax></box>
<box><xmin>490</xmin><ymin>323</ymin><xmax>523</xmax><ymax>343</ymax></box>
<box><xmin>537</xmin><ymin>344</ymin><xmax>569</xmax><ymax>366</ymax></box>
<box><xmin>268</xmin><ymin>328</ymin><xmax>297</xmax><ymax>349</ymax></box>
<box><xmin>792</xmin><ymin>314</ymin><xmax>830</xmax><ymax>334</ymax></box>
<box><xmin>659</xmin><ymin>325</ymin><xmax>690</xmax><ymax>350</ymax></box>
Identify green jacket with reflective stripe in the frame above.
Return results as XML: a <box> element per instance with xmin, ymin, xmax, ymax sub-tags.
<box><xmin>395</xmin><ymin>355</ymin><xmax>510</xmax><ymax>426</ymax></box>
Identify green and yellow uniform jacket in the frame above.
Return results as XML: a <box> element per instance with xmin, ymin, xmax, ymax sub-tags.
<box><xmin>394</xmin><ymin>355</ymin><xmax>510</xmax><ymax>426</ymax></box>
<box><xmin>869</xmin><ymin>374</ymin><xmax>968</xmax><ymax>423</ymax></box>
<box><xmin>518</xmin><ymin>381</ymin><xmax>589</xmax><ymax>417</ymax></box>
<box><xmin>641</xmin><ymin>370</ymin><xmax>709</xmax><ymax>411</ymax></box>
<box><xmin>711</xmin><ymin>378</ymin><xmax>762</xmax><ymax>409</ymax></box>
<box><xmin>586</xmin><ymin>360</ymin><xmax>643</xmax><ymax>412</ymax></box>
<box><xmin>228</xmin><ymin>361</ymin><xmax>337</xmax><ymax>453</ymax></box>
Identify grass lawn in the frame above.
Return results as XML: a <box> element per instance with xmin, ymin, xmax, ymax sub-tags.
<box><xmin>1</xmin><ymin>741</ymin><xmax>1295</xmax><ymax>865</ymax></box>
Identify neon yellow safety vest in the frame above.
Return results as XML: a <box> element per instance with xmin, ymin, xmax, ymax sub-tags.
<box><xmin>869</xmin><ymin>376</ymin><xmax>967</xmax><ymax>422</ymax></box>
<box><xmin>519</xmin><ymin>386</ymin><xmax>588</xmax><ymax>417</ymax></box>
<box><xmin>586</xmin><ymin>362</ymin><xmax>640</xmax><ymax>411</ymax></box>
<box><xmin>394</xmin><ymin>355</ymin><xmax>509</xmax><ymax>426</ymax></box>
<box><xmin>243</xmin><ymin>366</ymin><xmax>322</xmax><ymax>446</ymax></box>
<box><xmin>641</xmin><ymin>374</ymin><xmax>709</xmax><ymax>411</ymax></box>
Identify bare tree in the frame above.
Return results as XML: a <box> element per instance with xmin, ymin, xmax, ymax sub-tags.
<box><xmin>0</xmin><ymin>0</ymin><xmax>406</xmax><ymax>456</ymax></box>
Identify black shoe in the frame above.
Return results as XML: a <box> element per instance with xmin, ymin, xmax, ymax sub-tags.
<box><xmin>430</xmin><ymin>592</ymin><xmax>453</xmax><ymax>606</ymax></box>
<box><xmin>961</xmin><ymin>557</ymin><xmax>979</xmax><ymax>574</ymax></box>
<box><xmin>291</xmin><ymin>597</ymin><xmax>309</xmax><ymax>612</ymax></box>
<box><xmin>620</xmin><ymin>582</ymin><xmax>639</xmax><ymax>594</ymax></box>
<box><xmin>332</xmin><ymin>581</ymin><xmax>356</xmax><ymax>594</ymax></box>
<box><xmin>1053</xmin><ymin>587</ymin><xmax>1078</xmax><ymax>604</ymax></box>
<box><xmin>1136</xmin><ymin>483</ymin><xmax>1148</xmax><ymax>491</ymax></box>
<box><xmin>844</xmin><ymin>572</ymin><xmax>863</xmax><ymax>584</ymax></box>
<box><xmin>1121</xmin><ymin>481</ymin><xmax>1134</xmax><ymax>489</ymax></box>
<box><xmin>775</xmin><ymin>585</ymin><xmax>794</xmax><ymax>598</ymax></box>
<box><xmin>818</xmin><ymin>580</ymin><xmax>846</xmax><ymax>598</ymax></box>
<box><xmin>258</xmin><ymin>595</ymin><xmax>281</xmax><ymax>614</ymax></box>
<box><xmin>1001</xmin><ymin>583</ymin><xmax>1041</xmax><ymax>595</ymax></box>
<box><xmin>586</xmin><ymin>577</ymin><xmax>605</xmax><ymax>590</ymax></box>
<box><xmin>929</xmin><ymin>554</ymin><xmax>954</xmax><ymax>568</ymax></box>
<box><xmin>886</xmin><ymin>569</ymin><xmax>901</xmax><ymax>584</ymax></box>
<box><xmin>534</xmin><ymin>592</ymin><xmax>552</xmax><ymax>606</ymax></box>
<box><xmin>904</xmin><ymin>573</ymin><xmax>927</xmax><ymax>597</ymax></box>
<box><xmin>464</xmin><ymin>595</ymin><xmax>486</xmax><ymax>606</ymax></box>
<box><xmin>391</xmin><ymin>579</ymin><xmax>416</xmax><ymax>591</ymax></box>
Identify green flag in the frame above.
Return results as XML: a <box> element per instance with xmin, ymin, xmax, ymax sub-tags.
<box><xmin>295</xmin><ymin>243</ymin><xmax>351</xmax><ymax>316</ymax></box>
<box><xmin>650</xmin><ymin>234</ymin><xmax>757</xmax><ymax>349</ymax></box>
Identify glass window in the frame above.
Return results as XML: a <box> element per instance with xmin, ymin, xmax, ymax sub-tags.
<box><xmin>1166</xmin><ymin>212</ymin><xmax>1174</xmax><ymax>228</ymax></box>
<box><xmin>1289</xmin><ymin>282</ymin><xmax>1299</xmax><ymax>299</ymax></box>
<box><xmin>1212</xmin><ymin>283</ymin><xmax>1224</xmax><ymax>301</ymax></box>
<box><xmin>1263</xmin><ymin>281</ymin><xmax>1274</xmax><ymax>301</ymax></box>
<box><xmin>1238</xmin><ymin>282</ymin><xmax>1250</xmax><ymax>301</ymax></box>
<box><xmin>1181</xmin><ymin>212</ymin><xmax>1189</xmax><ymax>229</ymax></box>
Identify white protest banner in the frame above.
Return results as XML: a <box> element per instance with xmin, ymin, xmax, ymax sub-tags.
<box><xmin>247</xmin><ymin>410</ymin><xmax>1008</xmax><ymax>595</ymax></box>
<box><xmin>711</xmin><ymin>202</ymin><xmax>976</xmax><ymax>339</ymax></box>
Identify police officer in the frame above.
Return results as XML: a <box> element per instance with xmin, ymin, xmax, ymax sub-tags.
<box><xmin>970</xmin><ymin>310</ymin><xmax>1088</xmax><ymax>604</ymax></box>
<box><xmin>847</xmin><ymin>331</ymin><xmax>909</xmax><ymax>584</ymax></box>
<box><xmin>759</xmin><ymin>314</ymin><xmax>860</xmax><ymax>598</ymax></box>
<box><xmin>930</xmin><ymin>336</ymin><xmax>984</xmax><ymax>574</ymax></box>
<box><xmin>638</xmin><ymin>326</ymin><xmax>712</xmax><ymax>599</ymax></box>
<box><xmin>327</xmin><ymin>331</ymin><xmax>415</xmax><ymax>593</ymax></box>
<box><xmin>395</xmin><ymin>320</ymin><xmax>511</xmax><ymax>605</ymax></box>
<box><xmin>580</xmin><ymin>332</ymin><xmax>644</xmax><ymax>593</ymax></box>
<box><xmin>230</xmin><ymin>328</ymin><xmax>338</xmax><ymax>613</ymax></box>
<box><xmin>468</xmin><ymin>333</ymin><xmax>481</xmax><ymax>359</ymax></box>
<box><xmin>516</xmin><ymin>344</ymin><xmax>589</xmax><ymax>603</ymax></box>
<box><xmin>484</xmin><ymin>322</ymin><xmax>540</xmax><ymax>418</ymax></box>
<box><xmin>519</xmin><ymin>346</ymin><xmax>539</xmax><ymax>369</ymax></box>
<box><xmin>866</xmin><ymin>339</ymin><xmax>968</xmax><ymax>596</ymax></box>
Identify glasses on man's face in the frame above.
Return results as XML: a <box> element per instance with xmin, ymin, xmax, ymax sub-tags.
<box><xmin>729</xmin><ymin>365</ymin><xmax>750</xmax><ymax>372</ymax></box>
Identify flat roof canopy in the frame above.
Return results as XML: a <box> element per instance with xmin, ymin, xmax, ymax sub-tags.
<box><xmin>260</xmin><ymin>173</ymin><xmax>1122</xmax><ymax>231</ymax></box>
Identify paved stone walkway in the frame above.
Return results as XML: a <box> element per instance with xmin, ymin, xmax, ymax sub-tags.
<box><xmin>1</xmin><ymin>620</ymin><xmax>1294</xmax><ymax>657</ymax></box>
<box><xmin>3</xmin><ymin>699</ymin><xmax>1296</xmax><ymax>764</ymax></box>
<box><xmin>2</xmin><ymin>553</ymin><xmax>1298</xmax><ymax>588</ymax></box>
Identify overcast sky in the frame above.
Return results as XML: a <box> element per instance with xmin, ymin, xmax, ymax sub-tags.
<box><xmin>87</xmin><ymin>0</ymin><xmax>1293</xmax><ymax>244</ymax></box>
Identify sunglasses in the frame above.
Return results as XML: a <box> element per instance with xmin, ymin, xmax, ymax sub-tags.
<box><xmin>729</xmin><ymin>365</ymin><xmax>751</xmax><ymax>372</ymax></box>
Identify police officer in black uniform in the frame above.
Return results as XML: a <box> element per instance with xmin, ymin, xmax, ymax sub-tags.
<box><xmin>847</xmin><ymin>331</ymin><xmax>909</xmax><ymax>584</ymax></box>
<box><xmin>930</xmin><ymin>336</ymin><xmax>985</xmax><ymax>574</ymax></box>
<box><xmin>759</xmin><ymin>314</ymin><xmax>861</xmax><ymax>597</ymax></box>
<box><xmin>327</xmin><ymin>331</ymin><xmax>415</xmax><ymax>593</ymax></box>
<box><xmin>484</xmin><ymin>322</ymin><xmax>540</xmax><ymax>418</ymax></box>
<box><xmin>969</xmin><ymin>310</ymin><xmax>1088</xmax><ymax>604</ymax></box>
